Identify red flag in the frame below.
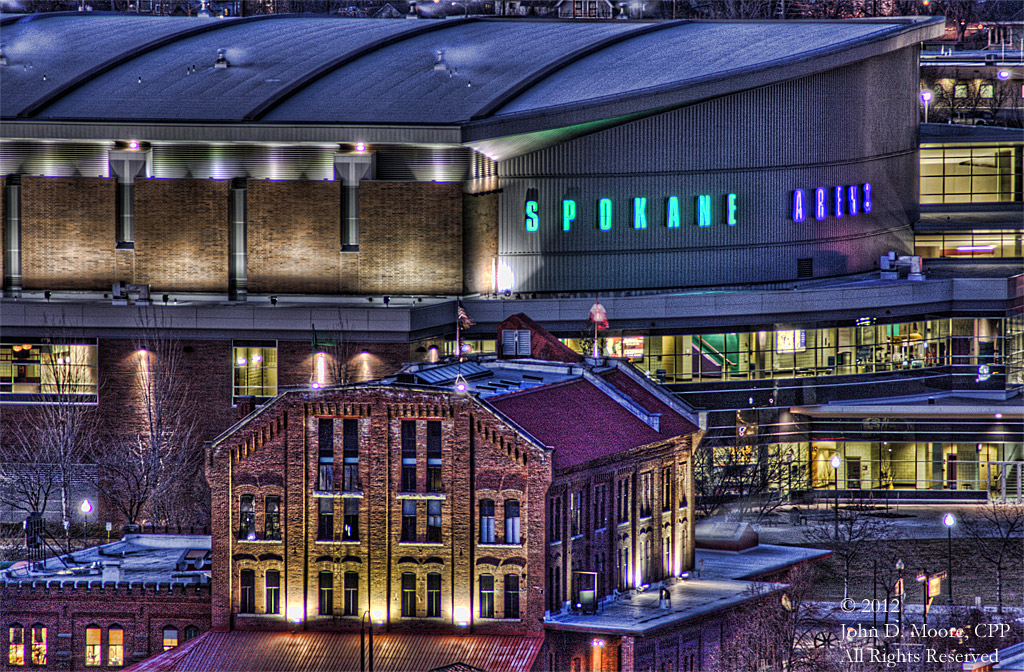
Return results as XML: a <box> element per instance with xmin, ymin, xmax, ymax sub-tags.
<box><xmin>589</xmin><ymin>301</ymin><xmax>609</xmax><ymax>330</ymax></box>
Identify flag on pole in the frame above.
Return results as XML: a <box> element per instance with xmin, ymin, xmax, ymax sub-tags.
<box><xmin>457</xmin><ymin>304</ymin><xmax>475</xmax><ymax>329</ymax></box>
<box><xmin>589</xmin><ymin>301</ymin><xmax>609</xmax><ymax>330</ymax></box>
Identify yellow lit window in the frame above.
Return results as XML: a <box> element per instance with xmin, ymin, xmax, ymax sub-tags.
<box><xmin>30</xmin><ymin>625</ymin><xmax>45</xmax><ymax>666</ymax></box>
<box><xmin>162</xmin><ymin>627</ymin><xmax>178</xmax><ymax>652</ymax></box>
<box><xmin>8</xmin><ymin>625</ymin><xmax>24</xmax><ymax>665</ymax></box>
<box><xmin>232</xmin><ymin>341</ymin><xmax>278</xmax><ymax>401</ymax></box>
<box><xmin>107</xmin><ymin>627</ymin><xmax>123</xmax><ymax>667</ymax></box>
<box><xmin>85</xmin><ymin>627</ymin><xmax>101</xmax><ymax>666</ymax></box>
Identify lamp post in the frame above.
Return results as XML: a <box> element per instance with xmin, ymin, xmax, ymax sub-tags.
<box><xmin>921</xmin><ymin>90</ymin><xmax>933</xmax><ymax>123</ymax></box>
<box><xmin>916</xmin><ymin>572</ymin><xmax>929</xmax><ymax>634</ymax></box>
<box><xmin>359</xmin><ymin>611</ymin><xmax>378</xmax><ymax>672</ymax></box>
<box><xmin>79</xmin><ymin>499</ymin><xmax>93</xmax><ymax>548</ymax></box>
<box><xmin>943</xmin><ymin>513</ymin><xmax>955</xmax><ymax>604</ymax></box>
<box><xmin>831</xmin><ymin>454</ymin><xmax>841</xmax><ymax>536</ymax></box>
<box><xmin>786</xmin><ymin>450</ymin><xmax>794</xmax><ymax>501</ymax></box>
<box><xmin>896</xmin><ymin>559</ymin><xmax>904</xmax><ymax>645</ymax></box>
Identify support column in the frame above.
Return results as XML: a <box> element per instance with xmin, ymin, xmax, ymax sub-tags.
<box><xmin>109</xmin><ymin>148</ymin><xmax>149</xmax><ymax>250</ymax></box>
<box><xmin>229</xmin><ymin>179</ymin><xmax>247</xmax><ymax>302</ymax></box>
<box><xmin>334</xmin><ymin>152</ymin><xmax>375</xmax><ymax>252</ymax></box>
<box><xmin>3</xmin><ymin>175</ymin><xmax>22</xmax><ymax>296</ymax></box>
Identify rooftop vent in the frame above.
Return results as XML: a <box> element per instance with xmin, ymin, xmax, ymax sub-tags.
<box><xmin>433</xmin><ymin>50</ymin><xmax>447</xmax><ymax>72</ymax></box>
<box><xmin>215</xmin><ymin>49</ymin><xmax>229</xmax><ymax>69</ymax></box>
<box><xmin>407</xmin><ymin>1</ymin><xmax>419</xmax><ymax>18</ymax></box>
<box><xmin>0</xmin><ymin>46</ymin><xmax>7</xmax><ymax>67</ymax></box>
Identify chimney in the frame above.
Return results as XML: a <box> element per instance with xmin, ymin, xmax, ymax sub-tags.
<box><xmin>101</xmin><ymin>562</ymin><xmax>122</xmax><ymax>584</ymax></box>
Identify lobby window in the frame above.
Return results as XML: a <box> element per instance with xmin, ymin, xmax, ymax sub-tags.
<box><xmin>342</xmin><ymin>419</ymin><xmax>359</xmax><ymax>491</ymax></box>
<box><xmin>266</xmin><ymin>570</ymin><xmax>281</xmax><ymax>614</ymax></box>
<box><xmin>479</xmin><ymin>575</ymin><xmax>495</xmax><ymax>618</ymax></box>
<box><xmin>401</xmin><ymin>421</ymin><xmax>417</xmax><ymax>492</ymax></box>
<box><xmin>344</xmin><ymin>572</ymin><xmax>359</xmax><ymax>616</ymax></box>
<box><xmin>84</xmin><ymin>625</ymin><xmax>100</xmax><ymax>666</ymax></box>
<box><xmin>342</xmin><ymin>499</ymin><xmax>359</xmax><ymax>541</ymax></box>
<box><xmin>504</xmin><ymin>574</ymin><xmax>520</xmax><ymax>619</ymax></box>
<box><xmin>107</xmin><ymin>626</ymin><xmax>123</xmax><ymax>667</ymax></box>
<box><xmin>240</xmin><ymin>570</ymin><xmax>256</xmax><ymax>613</ymax></box>
<box><xmin>426</xmin><ymin>420</ymin><xmax>442</xmax><ymax>492</ymax></box>
<box><xmin>479</xmin><ymin>499</ymin><xmax>495</xmax><ymax>543</ymax></box>
<box><xmin>504</xmin><ymin>499</ymin><xmax>520</xmax><ymax>544</ymax></box>
<box><xmin>8</xmin><ymin>624</ymin><xmax>24</xmax><ymax>666</ymax></box>
<box><xmin>920</xmin><ymin>145</ymin><xmax>1021</xmax><ymax>204</ymax></box>
<box><xmin>162</xmin><ymin>627</ymin><xmax>178</xmax><ymax>651</ymax></box>
<box><xmin>319</xmin><ymin>571</ymin><xmax>334</xmax><ymax>616</ymax></box>
<box><xmin>239</xmin><ymin>495</ymin><xmax>255</xmax><ymax>540</ymax></box>
<box><xmin>401</xmin><ymin>573</ymin><xmax>417</xmax><ymax>617</ymax></box>
<box><xmin>0</xmin><ymin>340</ymin><xmax>98</xmax><ymax>401</ymax></box>
<box><xmin>426</xmin><ymin>573</ymin><xmax>441</xmax><ymax>617</ymax></box>
<box><xmin>427</xmin><ymin>500</ymin><xmax>442</xmax><ymax>543</ymax></box>
<box><xmin>265</xmin><ymin>496</ymin><xmax>281</xmax><ymax>540</ymax></box>
<box><xmin>401</xmin><ymin>500</ymin><xmax>416</xmax><ymax>542</ymax></box>
<box><xmin>232</xmin><ymin>341</ymin><xmax>277</xmax><ymax>402</ymax></box>
<box><xmin>317</xmin><ymin>498</ymin><xmax>334</xmax><ymax>541</ymax></box>
<box><xmin>318</xmin><ymin>418</ymin><xmax>334</xmax><ymax>491</ymax></box>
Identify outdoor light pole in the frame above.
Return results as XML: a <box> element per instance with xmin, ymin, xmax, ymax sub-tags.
<box><xmin>831</xmin><ymin>454</ymin><xmax>841</xmax><ymax>536</ymax></box>
<box><xmin>921</xmin><ymin>90</ymin><xmax>933</xmax><ymax>123</ymax></box>
<box><xmin>896</xmin><ymin>559</ymin><xmax>904</xmax><ymax>645</ymax></box>
<box><xmin>360</xmin><ymin>611</ymin><xmax>375</xmax><ymax>672</ymax></box>
<box><xmin>79</xmin><ymin>499</ymin><xmax>93</xmax><ymax>548</ymax></box>
<box><xmin>943</xmin><ymin>513</ymin><xmax>955</xmax><ymax>604</ymax></box>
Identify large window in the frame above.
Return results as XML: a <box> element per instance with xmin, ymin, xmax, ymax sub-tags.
<box><xmin>8</xmin><ymin>624</ymin><xmax>24</xmax><ymax>666</ymax></box>
<box><xmin>504</xmin><ymin>574</ymin><xmax>520</xmax><ymax>619</ymax></box>
<box><xmin>427</xmin><ymin>500</ymin><xmax>442</xmax><ymax>543</ymax></box>
<box><xmin>265</xmin><ymin>496</ymin><xmax>281</xmax><ymax>541</ymax></box>
<box><xmin>920</xmin><ymin>144</ymin><xmax>1022</xmax><ymax>204</ymax></box>
<box><xmin>240</xmin><ymin>570</ymin><xmax>255</xmax><ymax>614</ymax></box>
<box><xmin>318</xmin><ymin>418</ymin><xmax>334</xmax><ymax>491</ymax></box>
<box><xmin>401</xmin><ymin>573</ymin><xmax>416</xmax><ymax>617</ymax></box>
<box><xmin>401</xmin><ymin>421</ymin><xmax>417</xmax><ymax>492</ymax></box>
<box><xmin>318</xmin><ymin>571</ymin><xmax>334</xmax><ymax>616</ymax></box>
<box><xmin>342</xmin><ymin>419</ymin><xmax>359</xmax><ymax>491</ymax></box>
<box><xmin>426</xmin><ymin>573</ymin><xmax>441</xmax><ymax>617</ymax></box>
<box><xmin>162</xmin><ymin>627</ymin><xmax>178</xmax><ymax>651</ymax></box>
<box><xmin>0</xmin><ymin>340</ymin><xmax>98</xmax><ymax>401</ymax></box>
<box><xmin>342</xmin><ymin>499</ymin><xmax>359</xmax><ymax>541</ymax></box>
<box><xmin>401</xmin><ymin>500</ymin><xmax>417</xmax><ymax>542</ymax></box>
<box><xmin>317</xmin><ymin>498</ymin><xmax>334</xmax><ymax>541</ymax></box>
<box><xmin>266</xmin><ymin>570</ymin><xmax>280</xmax><ymax>615</ymax></box>
<box><xmin>479</xmin><ymin>575</ymin><xmax>494</xmax><ymax>618</ymax></box>
<box><xmin>107</xmin><ymin>626</ymin><xmax>123</xmax><ymax>667</ymax></box>
<box><xmin>85</xmin><ymin>626</ymin><xmax>101</xmax><ymax>666</ymax></box>
<box><xmin>479</xmin><ymin>499</ymin><xmax>495</xmax><ymax>544</ymax></box>
<box><xmin>344</xmin><ymin>572</ymin><xmax>359</xmax><ymax>616</ymax></box>
<box><xmin>504</xmin><ymin>499</ymin><xmax>520</xmax><ymax>544</ymax></box>
<box><xmin>239</xmin><ymin>495</ymin><xmax>255</xmax><ymax>540</ymax></box>
<box><xmin>916</xmin><ymin>230</ymin><xmax>1022</xmax><ymax>259</ymax></box>
<box><xmin>426</xmin><ymin>420</ymin><xmax>442</xmax><ymax>492</ymax></box>
<box><xmin>232</xmin><ymin>341</ymin><xmax>277</xmax><ymax>401</ymax></box>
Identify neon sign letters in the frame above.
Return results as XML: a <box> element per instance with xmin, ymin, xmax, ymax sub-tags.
<box><xmin>524</xmin><ymin>193</ymin><xmax>739</xmax><ymax>232</ymax></box>
<box><xmin>792</xmin><ymin>183</ymin><xmax>872</xmax><ymax>223</ymax></box>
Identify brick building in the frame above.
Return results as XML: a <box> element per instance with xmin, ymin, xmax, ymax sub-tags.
<box><xmin>0</xmin><ymin>534</ymin><xmax>212</xmax><ymax>671</ymax></box>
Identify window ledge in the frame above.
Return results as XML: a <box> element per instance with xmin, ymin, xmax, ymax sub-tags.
<box><xmin>478</xmin><ymin>618</ymin><xmax>522</xmax><ymax>622</ymax></box>
<box><xmin>479</xmin><ymin>542</ymin><xmax>524</xmax><ymax>549</ymax></box>
<box><xmin>236</xmin><ymin>538</ymin><xmax>281</xmax><ymax>544</ymax></box>
<box><xmin>570</xmin><ymin>534</ymin><xmax>584</xmax><ymax>541</ymax></box>
<box><xmin>235</xmin><ymin>613</ymin><xmax>282</xmax><ymax>618</ymax></box>
<box><xmin>313</xmin><ymin>490</ymin><xmax>364</xmax><ymax>498</ymax></box>
<box><xmin>398</xmin><ymin>541</ymin><xmax>444</xmax><ymax>547</ymax></box>
<box><xmin>396</xmin><ymin>492</ymin><xmax>446</xmax><ymax>500</ymax></box>
<box><xmin>549</xmin><ymin>540</ymin><xmax>562</xmax><ymax>546</ymax></box>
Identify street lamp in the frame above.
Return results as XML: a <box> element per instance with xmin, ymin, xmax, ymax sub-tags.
<box><xmin>943</xmin><ymin>513</ymin><xmax>955</xmax><ymax>604</ymax></box>
<box><xmin>896</xmin><ymin>559</ymin><xmax>904</xmax><ymax>644</ymax></box>
<box><xmin>80</xmin><ymin>499</ymin><xmax>93</xmax><ymax>547</ymax></box>
<box><xmin>360</xmin><ymin>610</ymin><xmax>384</xmax><ymax>672</ymax></box>
<box><xmin>916</xmin><ymin>572</ymin><xmax>929</xmax><ymax>634</ymax></box>
<box><xmin>831</xmin><ymin>454</ymin><xmax>841</xmax><ymax>536</ymax></box>
<box><xmin>921</xmin><ymin>90</ymin><xmax>933</xmax><ymax>123</ymax></box>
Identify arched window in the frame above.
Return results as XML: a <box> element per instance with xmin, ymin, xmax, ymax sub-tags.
<box><xmin>85</xmin><ymin>625</ymin><xmax>101</xmax><ymax>666</ymax></box>
<box><xmin>239</xmin><ymin>495</ymin><xmax>255</xmax><ymax>540</ymax></box>
<box><xmin>8</xmin><ymin>623</ymin><xmax>24</xmax><ymax>666</ymax></box>
<box><xmin>107</xmin><ymin>626</ymin><xmax>124</xmax><ymax>667</ymax></box>
<box><xmin>479</xmin><ymin>499</ymin><xmax>495</xmax><ymax>544</ymax></box>
<box><xmin>162</xmin><ymin>627</ymin><xmax>178</xmax><ymax>651</ymax></box>
<box><xmin>183</xmin><ymin>626</ymin><xmax>199</xmax><ymax>642</ymax></box>
<box><xmin>504</xmin><ymin>499</ymin><xmax>520</xmax><ymax>544</ymax></box>
<box><xmin>30</xmin><ymin>624</ymin><xmax>46</xmax><ymax>666</ymax></box>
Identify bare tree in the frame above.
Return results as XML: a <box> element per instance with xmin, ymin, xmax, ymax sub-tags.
<box><xmin>804</xmin><ymin>509</ymin><xmax>888</xmax><ymax>600</ymax></box>
<box><xmin>957</xmin><ymin>502</ymin><xmax>1024</xmax><ymax>613</ymax></box>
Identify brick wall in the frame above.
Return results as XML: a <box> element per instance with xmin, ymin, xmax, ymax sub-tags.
<box><xmin>359</xmin><ymin>182</ymin><xmax>463</xmax><ymax>295</ymax></box>
<box><xmin>462</xmin><ymin>191</ymin><xmax>498</xmax><ymax>295</ymax></box>
<box><xmin>21</xmin><ymin>177</ymin><xmax>115</xmax><ymax>291</ymax></box>
<box><xmin>134</xmin><ymin>178</ymin><xmax>230</xmax><ymax>293</ymax></box>
<box><xmin>247</xmin><ymin>180</ymin><xmax>343</xmax><ymax>294</ymax></box>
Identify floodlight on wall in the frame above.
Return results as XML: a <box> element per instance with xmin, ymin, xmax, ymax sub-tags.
<box><xmin>287</xmin><ymin>604</ymin><xmax>303</xmax><ymax>623</ymax></box>
<box><xmin>997</xmin><ymin>70</ymin><xmax>1010</xmax><ymax>80</ymax></box>
<box><xmin>128</xmin><ymin>140</ymin><xmax>139</xmax><ymax>150</ymax></box>
<box><xmin>453</xmin><ymin>605</ymin><xmax>470</xmax><ymax>626</ymax></box>
<box><xmin>355</xmin><ymin>143</ymin><xmax>366</xmax><ymax>153</ymax></box>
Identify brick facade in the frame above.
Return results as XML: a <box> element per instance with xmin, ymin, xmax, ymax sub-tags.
<box><xmin>462</xmin><ymin>191</ymin><xmax>498</xmax><ymax>295</ymax></box>
<box><xmin>209</xmin><ymin>386</ymin><xmax>551</xmax><ymax>637</ymax></box>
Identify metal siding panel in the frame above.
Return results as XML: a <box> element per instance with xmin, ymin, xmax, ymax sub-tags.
<box><xmin>0</xmin><ymin>141</ymin><xmax>109</xmax><ymax>177</ymax></box>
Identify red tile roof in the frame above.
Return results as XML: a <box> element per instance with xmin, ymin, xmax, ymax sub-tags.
<box><xmin>489</xmin><ymin>376</ymin><xmax>696</xmax><ymax>471</ymax></box>
<box><xmin>125</xmin><ymin>631</ymin><xmax>543</xmax><ymax>672</ymax></box>
<box><xmin>598</xmin><ymin>369</ymin><xmax>699</xmax><ymax>440</ymax></box>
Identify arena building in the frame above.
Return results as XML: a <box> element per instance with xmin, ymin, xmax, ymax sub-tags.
<box><xmin>0</xmin><ymin>10</ymin><xmax>1021</xmax><ymax>530</ymax></box>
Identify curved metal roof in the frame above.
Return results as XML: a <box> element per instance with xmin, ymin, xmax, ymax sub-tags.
<box><xmin>0</xmin><ymin>13</ymin><xmax>944</xmax><ymax>142</ymax></box>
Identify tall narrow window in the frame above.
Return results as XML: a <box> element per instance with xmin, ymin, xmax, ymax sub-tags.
<box><xmin>344</xmin><ymin>572</ymin><xmax>359</xmax><ymax>616</ymax></box>
<box><xmin>318</xmin><ymin>418</ymin><xmax>334</xmax><ymax>491</ymax></box>
<box><xmin>265</xmin><ymin>495</ymin><xmax>281</xmax><ymax>541</ymax></box>
<box><xmin>107</xmin><ymin>626</ymin><xmax>123</xmax><ymax>667</ymax></box>
<box><xmin>479</xmin><ymin>575</ymin><xmax>495</xmax><ymax>618</ymax></box>
<box><xmin>84</xmin><ymin>626</ymin><xmax>101</xmax><ymax>666</ymax></box>
<box><xmin>662</xmin><ymin>467</ymin><xmax>672</xmax><ymax>512</ymax></box>
<box><xmin>239</xmin><ymin>495</ymin><xmax>255</xmax><ymax>540</ymax></box>
<box><xmin>479</xmin><ymin>499</ymin><xmax>495</xmax><ymax>543</ymax></box>
<box><xmin>342</xmin><ymin>419</ymin><xmax>359</xmax><ymax>491</ymax></box>
<box><xmin>426</xmin><ymin>573</ymin><xmax>441</xmax><ymax>617</ymax></box>
<box><xmin>504</xmin><ymin>499</ymin><xmax>520</xmax><ymax>544</ymax></box>
<box><xmin>550</xmin><ymin>496</ymin><xmax>562</xmax><ymax>542</ymax></box>
<box><xmin>265</xmin><ymin>570</ymin><xmax>280</xmax><ymax>614</ymax></box>
<box><xmin>240</xmin><ymin>570</ymin><xmax>255</xmax><ymax>613</ymax></box>
<box><xmin>183</xmin><ymin>626</ymin><xmax>199</xmax><ymax>642</ymax></box>
<box><xmin>427</xmin><ymin>500</ymin><xmax>442</xmax><ymax>543</ymax></box>
<box><xmin>570</xmin><ymin>491</ymin><xmax>581</xmax><ymax>536</ymax></box>
<box><xmin>401</xmin><ymin>421</ymin><xmax>417</xmax><ymax>492</ymax></box>
<box><xmin>504</xmin><ymin>574</ymin><xmax>520</xmax><ymax>619</ymax></box>
<box><xmin>8</xmin><ymin>624</ymin><xmax>24</xmax><ymax>666</ymax></box>
<box><xmin>317</xmin><ymin>498</ymin><xmax>334</xmax><ymax>541</ymax></box>
<box><xmin>342</xmin><ymin>499</ymin><xmax>359</xmax><ymax>541</ymax></box>
<box><xmin>618</xmin><ymin>480</ymin><xmax>630</xmax><ymax>523</ymax></box>
<box><xmin>232</xmin><ymin>341</ymin><xmax>277</xmax><ymax>402</ymax></box>
<box><xmin>401</xmin><ymin>573</ymin><xmax>416</xmax><ymax>617</ymax></box>
<box><xmin>319</xmin><ymin>571</ymin><xmax>334</xmax><ymax>616</ymax></box>
<box><xmin>639</xmin><ymin>472</ymin><xmax>652</xmax><ymax>518</ymax></box>
<box><xmin>162</xmin><ymin>627</ymin><xmax>178</xmax><ymax>651</ymax></box>
<box><xmin>426</xmin><ymin>420</ymin><xmax>442</xmax><ymax>492</ymax></box>
<box><xmin>401</xmin><ymin>500</ymin><xmax>417</xmax><ymax>542</ymax></box>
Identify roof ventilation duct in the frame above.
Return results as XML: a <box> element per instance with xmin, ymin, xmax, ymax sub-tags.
<box><xmin>0</xmin><ymin>46</ymin><xmax>7</xmax><ymax>67</ymax></box>
<box><xmin>215</xmin><ymin>48</ymin><xmax>230</xmax><ymax>69</ymax></box>
<box><xmin>433</xmin><ymin>50</ymin><xmax>447</xmax><ymax>72</ymax></box>
<box><xmin>407</xmin><ymin>1</ymin><xmax>419</xmax><ymax>18</ymax></box>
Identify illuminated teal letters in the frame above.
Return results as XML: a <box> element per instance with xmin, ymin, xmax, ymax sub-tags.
<box><xmin>525</xmin><ymin>200</ymin><xmax>539</xmax><ymax>232</ymax></box>
<box><xmin>598</xmin><ymin>198</ymin><xmax>613</xmax><ymax>231</ymax></box>
<box><xmin>562</xmin><ymin>199</ymin><xmax>576</xmax><ymax>232</ymax></box>
<box><xmin>666</xmin><ymin>196</ymin><xmax>680</xmax><ymax>228</ymax></box>
<box><xmin>696</xmin><ymin>195</ymin><xmax>711</xmax><ymax>227</ymax></box>
<box><xmin>862</xmin><ymin>183</ymin><xmax>872</xmax><ymax>213</ymax></box>
<box><xmin>814</xmin><ymin>188</ymin><xmax>826</xmax><ymax>221</ymax></box>
<box><xmin>833</xmin><ymin>186</ymin><xmax>843</xmax><ymax>219</ymax></box>
<box><xmin>633</xmin><ymin>197</ymin><xmax>648</xmax><ymax>229</ymax></box>
<box><xmin>848</xmin><ymin>184</ymin><xmax>859</xmax><ymax>216</ymax></box>
<box><xmin>726</xmin><ymin>193</ymin><xmax>738</xmax><ymax>226</ymax></box>
<box><xmin>792</xmin><ymin>189</ymin><xmax>806</xmax><ymax>222</ymax></box>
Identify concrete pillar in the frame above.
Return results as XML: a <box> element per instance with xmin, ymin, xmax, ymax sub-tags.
<box><xmin>108</xmin><ymin>149</ymin><xmax>149</xmax><ymax>249</ymax></box>
<box><xmin>3</xmin><ymin>175</ymin><xmax>21</xmax><ymax>296</ymax></box>
<box><xmin>228</xmin><ymin>179</ymin><xmax>247</xmax><ymax>302</ymax></box>
<box><xmin>334</xmin><ymin>152</ymin><xmax>375</xmax><ymax>252</ymax></box>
